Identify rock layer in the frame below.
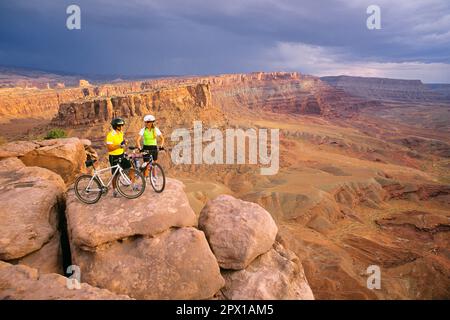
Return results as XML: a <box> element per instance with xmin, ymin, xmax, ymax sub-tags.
<box><xmin>52</xmin><ymin>83</ymin><xmax>223</xmax><ymax>127</ymax></box>
<box><xmin>321</xmin><ymin>75</ymin><xmax>444</xmax><ymax>102</ymax></box>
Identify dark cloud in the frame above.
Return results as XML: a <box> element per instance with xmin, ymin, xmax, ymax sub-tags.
<box><xmin>0</xmin><ymin>0</ymin><xmax>449</xmax><ymax>81</ymax></box>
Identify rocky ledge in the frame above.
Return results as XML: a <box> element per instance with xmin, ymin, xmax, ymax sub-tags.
<box><xmin>0</xmin><ymin>137</ymin><xmax>314</xmax><ymax>300</ymax></box>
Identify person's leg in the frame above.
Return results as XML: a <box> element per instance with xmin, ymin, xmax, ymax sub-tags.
<box><xmin>109</xmin><ymin>155</ymin><xmax>119</xmax><ymax>197</ymax></box>
<box><xmin>142</xmin><ymin>150</ymin><xmax>151</xmax><ymax>177</ymax></box>
<box><xmin>109</xmin><ymin>155</ymin><xmax>116</xmax><ymax>188</ymax></box>
<box><xmin>150</xmin><ymin>146</ymin><xmax>159</xmax><ymax>178</ymax></box>
<box><xmin>120</xmin><ymin>156</ymin><xmax>138</xmax><ymax>190</ymax></box>
<box><xmin>129</xmin><ymin>167</ymin><xmax>135</xmax><ymax>182</ymax></box>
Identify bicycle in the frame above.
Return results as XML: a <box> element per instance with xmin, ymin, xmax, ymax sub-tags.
<box><xmin>128</xmin><ymin>146</ymin><xmax>166</xmax><ymax>193</ymax></box>
<box><xmin>74</xmin><ymin>155</ymin><xmax>146</xmax><ymax>204</ymax></box>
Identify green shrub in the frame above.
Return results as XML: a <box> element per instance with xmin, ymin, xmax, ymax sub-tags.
<box><xmin>45</xmin><ymin>128</ymin><xmax>68</xmax><ymax>140</ymax></box>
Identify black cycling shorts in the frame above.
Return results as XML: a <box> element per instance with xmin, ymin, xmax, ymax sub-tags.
<box><xmin>109</xmin><ymin>154</ymin><xmax>131</xmax><ymax>174</ymax></box>
<box><xmin>142</xmin><ymin>145</ymin><xmax>158</xmax><ymax>162</ymax></box>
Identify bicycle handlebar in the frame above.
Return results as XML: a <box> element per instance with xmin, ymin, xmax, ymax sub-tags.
<box><xmin>128</xmin><ymin>146</ymin><xmax>166</xmax><ymax>152</ymax></box>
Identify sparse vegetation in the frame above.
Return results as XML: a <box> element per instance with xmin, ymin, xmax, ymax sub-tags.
<box><xmin>44</xmin><ymin>128</ymin><xmax>67</xmax><ymax>140</ymax></box>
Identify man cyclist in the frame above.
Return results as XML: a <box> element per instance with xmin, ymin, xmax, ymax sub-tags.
<box><xmin>135</xmin><ymin>114</ymin><xmax>165</xmax><ymax>179</ymax></box>
<box><xmin>106</xmin><ymin>117</ymin><xmax>134</xmax><ymax>197</ymax></box>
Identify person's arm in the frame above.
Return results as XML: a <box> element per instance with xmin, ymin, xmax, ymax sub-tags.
<box><xmin>156</xmin><ymin>127</ymin><xmax>164</xmax><ymax>147</ymax></box>
<box><xmin>106</xmin><ymin>133</ymin><xmax>123</xmax><ymax>152</ymax></box>
<box><xmin>107</xmin><ymin>143</ymin><xmax>121</xmax><ymax>152</ymax></box>
<box><xmin>158</xmin><ymin>134</ymin><xmax>165</xmax><ymax>148</ymax></box>
<box><xmin>135</xmin><ymin>134</ymin><xmax>142</xmax><ymax>150</ymax></box>
<box><xmin>136</xmin><ymin>128</ymin><xmax>144</xmax><ymax>150</ymax></box>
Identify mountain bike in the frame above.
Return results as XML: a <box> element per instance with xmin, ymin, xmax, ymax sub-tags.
<box><xmin>74</xmin><ymin>155</ymin><xmax>146</xmax><ymax>204</ymax></box>
<box><xmin>128</xmin><ymin>146</ymin><xmax>166</xmax><ymax>193</ymax></box>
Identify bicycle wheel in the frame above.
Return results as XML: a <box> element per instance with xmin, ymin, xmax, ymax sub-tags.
<box><xmin>115</xmin><ymin>168</ymin><xmax>146</xmax><ymax>199</ymax></box>
<box><xmin>149</xmin><ymin>163</ymin><xmax>165</xmax><ymax>193</ymax></box>
<box><xmin>74</xmin><ymin>174</ymin><xmax>102</xmax><ymax>204</ymax></box>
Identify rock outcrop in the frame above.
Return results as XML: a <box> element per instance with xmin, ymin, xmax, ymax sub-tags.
<box><xmin>199</xmin><ymin>195</ymin><xmax>278</xmax><ymax>270</ymax></box>
<box><xmin>221</xmin><ymin>242</ymin><xmax>314</xmax><ymax>300</ymax></box>
<box><xmin>0</xmin><ymin>157</ymin><xmax>65</xmax><ymax>274</ymax></box>
<box><xmin>66</xmin><ymin>179</ymin><xmax>198</xmax><ymax>248</ymax></box>
<box><xmin>427</xmin><ymin>83</ymin><xmax>450</xmax><ymax>100</ymax></box>
<box><xmin>52</xmin><ymin>83</ymin><xmax>224</xmax><ymax>128</ymax></box>
<box><xmin>204</xmin><ymin>72</ymin><xmax>330</xmax><ymax>116</ymax></box>
<box><xmin>0</xmin><ymin>261</ymin><xmax>131</xmax><ymax>300</ymax></box>
<box><xmin>48</xmin><ymin>72</ymin><xmax>377</xmax><ymax>131</ymax></box>
<box><xmin>0</xmin><ymin>77</ymin><xmax>161</xmax><ymax>122</ymax></box>
<box><xmin>0</xmin><ymin>138</ymin><xmax>86</xmax><ymax>184</ymax></box>
<box><xmin>71</xmin><ymin>227</ymin><xmax>224</xmax><ymax>299</ymax></box>
<box><xmin>0</xmin><ymin>87</ymin><xmax>85</xmax><ymax>122</ymax></box>
<box><xmin>66</xmin><ymin>178</ymin><xmax>225</xmax><ymax>299</ymax></box>
<box><xmin>199</xmin><ymin>194</ymin><xmax>314</xmax><ymax>299</ymax></box>
<box><xmin>321</xmin><ymin>75</ymin><xmax>444</xmax><ymax>102</ymax></box>
<box><xmin>0</xmin><ymin>143</ymin><xmax>315</xmax><ymax>300</ymax></box>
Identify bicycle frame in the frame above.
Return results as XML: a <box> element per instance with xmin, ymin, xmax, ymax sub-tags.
<box><xmin>130</xmin><ymin>151</ymin><xmax>154</xmax><ymax>171</ymax></box>
<box><xmin>84</xmin><ymin>164</ymin><xmax>132</xmax><ymax>192</ymax></box>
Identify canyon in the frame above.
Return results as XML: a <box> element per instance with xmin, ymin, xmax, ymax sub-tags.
<box><xmin>0</xmin><ymin>70</ymin><xmax>449</xmax><ymax>299</ymax></box>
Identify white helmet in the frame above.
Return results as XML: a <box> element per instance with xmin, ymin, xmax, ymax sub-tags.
<box><xmin>144</xmin><ymin>114</ymin><xmax>156</xmax><ymax>122</ymax></box>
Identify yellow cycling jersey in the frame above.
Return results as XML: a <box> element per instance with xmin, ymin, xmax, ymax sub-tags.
<box><xmin>106</xmin><ymin>130</ymin><xmax>124</xmax><ymax>156</ymax></box>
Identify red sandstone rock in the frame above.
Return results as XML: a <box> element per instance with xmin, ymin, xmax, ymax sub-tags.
<box><xmin>0</xmin><ymin>157</ymin><xmax>65</xmax><ymax>274</ymax></box>
<box><xmin>221</xmin><ymin>242</ymin><xmax>314</xmax><ymax>300</ymax></box>
<box><xmin>199</xmin><ymin>195</ymin><xmax>278</xmax><ymax>270</ymax></box>
<box><xmin>0</xmin><ymin>261</ymin><xmax>132</xmax><ymax>300</ymax></box>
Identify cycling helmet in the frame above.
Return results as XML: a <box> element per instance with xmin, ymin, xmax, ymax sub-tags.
<box><xmin>144</xmin><ymin>114</ymin><xmax>156</xmax><ymax>122</ymax></box>
<box><xmin>111</xmin><ymin>118</ymin><xmax>125</xmax><ymax>129</ymax></box>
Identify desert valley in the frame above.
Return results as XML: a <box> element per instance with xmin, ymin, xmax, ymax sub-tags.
<box><xmin>0</xmin><ymin>68</ymin><xmax>449</xmax><ymax>300</ymax></box>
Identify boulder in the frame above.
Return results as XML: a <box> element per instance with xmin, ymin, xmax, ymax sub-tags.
<box><xmin>0</xmin><ymin>138</ymin><xmax>86</xmax><ymax>184</ymax></box>
<box><xmin>221</xmin><ymin>242</ymin><xmax>314</xmax><ymax>300</ymax></box>
<box><xmin>20</xmin><ymin>138</ymin><xmax>86</xmax><ymax>184</ymax></box>
<box><xmin>14</xmin><ymin>231</ymin><xmax>63</xmax><ymax>275</ymax></box>
<box><xmin>199</xmin><ymin>195</ymin><xmax>278</xmax><ymax>270</ymax></box>
<box><xmin>0</xmin><ymin>261</ymin><xmax>131</xmax><ymax>300</ymax></box>
<box><xmin>66</xmin><ymin>178</ymin><xmax>198</xmax><ymax>249</ymax></box>
<box><xmin>66</xmin><ymin>178</ymin><xmax>224</xmax><ymax>299</ymax></box>
<box><xmin>0</xmin><ymin>157</ymin><xmax>65</xmax><ymax>274</ymax></box>
<box><xmin>72</xmin><ymin>227</ymin><xmax>225</xmax><ymax>299</ymax></box>
<box><xmin>0</xmin><ymin>141</ymin><xmax>39</xmax><ymax>159</ymax></box>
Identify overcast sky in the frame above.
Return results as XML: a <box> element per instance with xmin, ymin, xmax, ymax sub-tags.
<box><xmin>0</xmin><ymin>0</ymin><xmax>449</xmax><ymax>82</ymax></box>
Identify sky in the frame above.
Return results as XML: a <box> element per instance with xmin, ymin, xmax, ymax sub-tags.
<box><xmin>0</xmin><ymin>0</ymin><xmax>449</xmax><ymax>82</ymax></box>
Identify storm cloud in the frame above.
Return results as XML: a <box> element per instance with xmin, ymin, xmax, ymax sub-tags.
<box><xmin>0</xmin><ymin>0</ymin><xmax>449</xmax><ymax>82</ymax></box>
